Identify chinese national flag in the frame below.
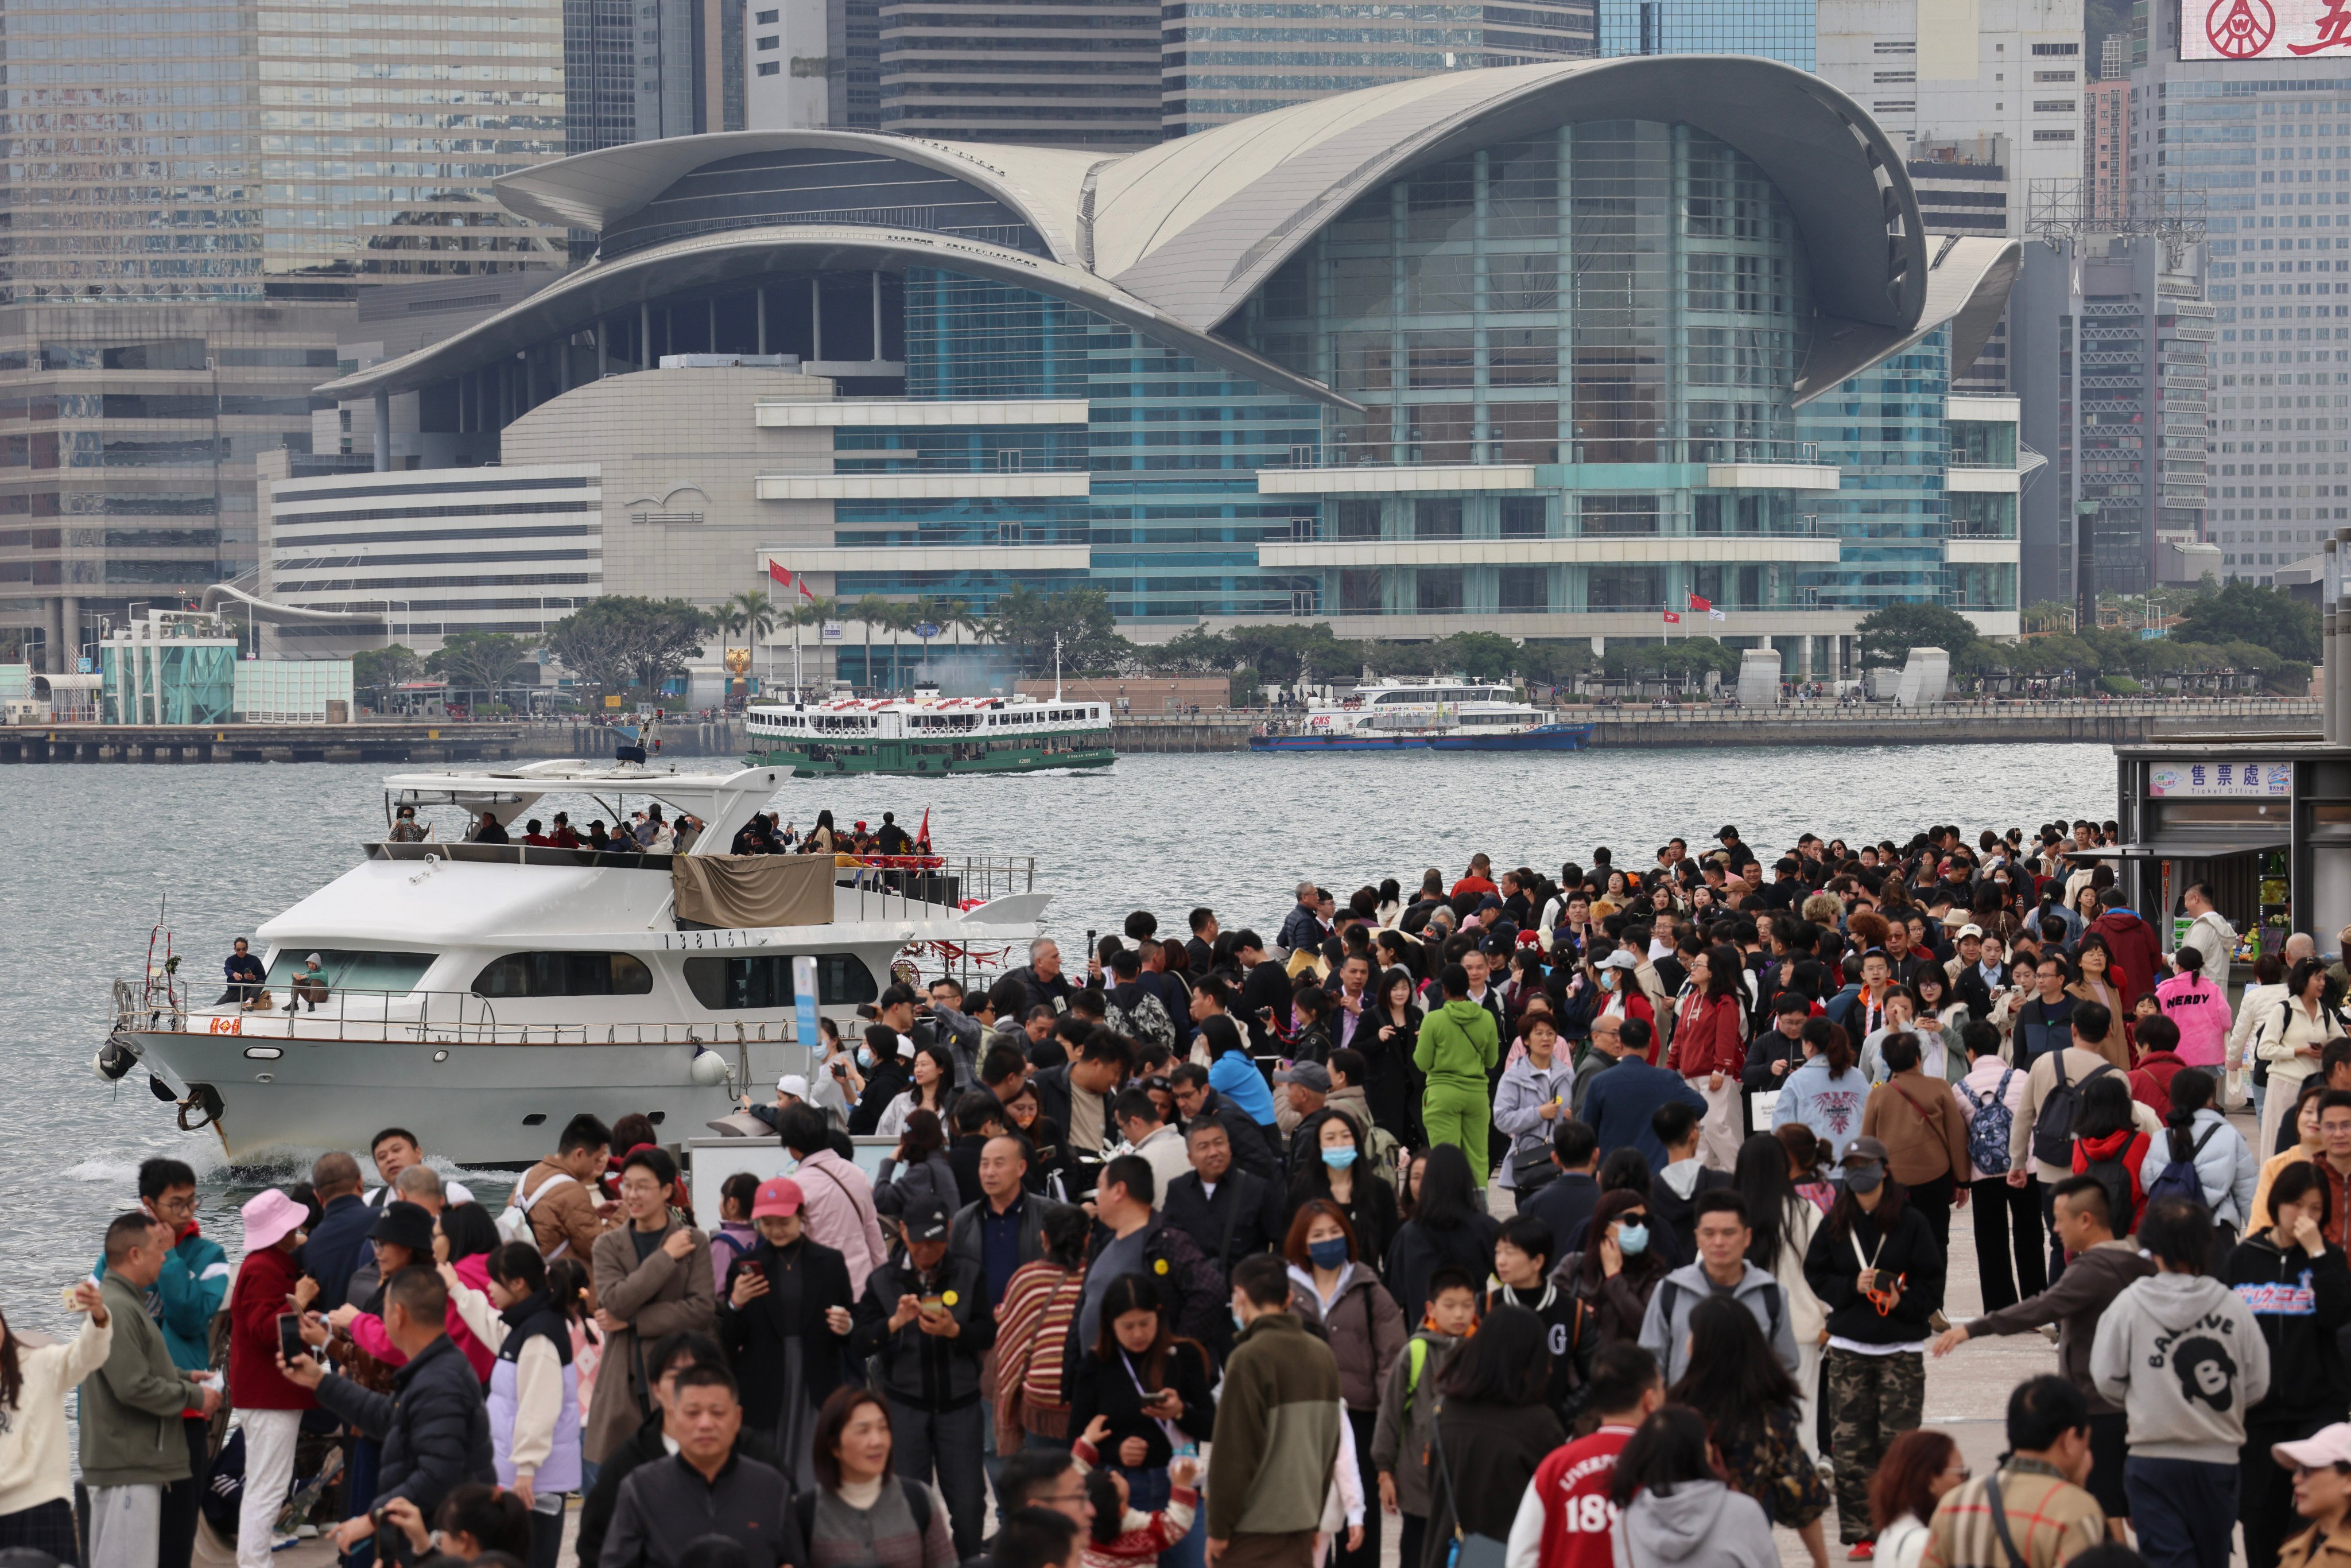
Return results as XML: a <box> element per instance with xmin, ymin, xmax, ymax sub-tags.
<box><xmin>1661</xmin><ymin>610</ymin><xmax>1682</xmax><ymax>624</ymax></box>
<box><xmin>767</xmin><ymin>560</ymin><xmax>816</xmax><ymax>600</ymax></box>
<box><xmin>1687</xmin><ymin>593</ymin><xmax>1712</xmax><ymax>612</ymax></box>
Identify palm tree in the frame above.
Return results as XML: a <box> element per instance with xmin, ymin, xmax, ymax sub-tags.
<box><xmin>790</xmin><ymin>595</ymin><xmax>838</xmax><ymax>698</ymax></box>
<box><xmin>854</xmin><ymin>593</ymin><xmax>893</xmax><ymax>693</ymax></box>
<box><xmin>945</xmin><ymin>597</ymin><xmax>978</xmax><ymax>653</ymax></box>
<box><xmin>728</xmin><ymin>589</ymin><xmax>777</xmax><ymax>691</ymax></box>
<box><xmin>909</xmin><ymin>595</ymin><xmax>949</xmax><ymax>682</ymax></box>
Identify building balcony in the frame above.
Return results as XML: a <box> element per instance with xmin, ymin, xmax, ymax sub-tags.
<box><xmin>754</xmin><ymin>470</ymin><xmax>1091</xmax><ymax>500</ymax></box>
<box><xmin>754</xmin><ymin>399</ymin><xmax>1089</xmax><ymax>428</ymax></box>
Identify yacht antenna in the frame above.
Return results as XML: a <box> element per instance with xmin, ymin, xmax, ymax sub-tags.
<box><xmin>1053</xmin><ymin>635</ymin><xmax>1063</xmax><ymax>701</ymax></box>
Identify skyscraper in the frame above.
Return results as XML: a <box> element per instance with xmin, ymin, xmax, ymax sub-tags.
<box><xmin>1599</xmin><ymin>0</ymin><xmax>1815</xmax><ymax>68</ymax></box>
<box><xmin>572</xmin><ymin>0</ymin><xmax>747</xmax><ymax>156</ymax></box>
<box><xmin>876</xmin><ymin>0</ymin><xmax>1161</xmax><ymax>148</ymax></box>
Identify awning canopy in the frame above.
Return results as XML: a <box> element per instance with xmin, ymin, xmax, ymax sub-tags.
<box><xmin>2074</xmin><ymin>835</ymin><xmax>2287</xmax><ymax>861</ymax></box>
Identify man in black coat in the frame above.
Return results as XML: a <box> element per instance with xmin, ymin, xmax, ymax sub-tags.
<box><xmin>1029</xmin><ymin>1032</ymin><xmax>1131</xmax><ymax>1196</ymax></box>
<box><xmin>603</xmin><ymin>1364</ymin><xmax>806</xmax><ymax>1568</ymax></box>
<box><xmin>851</xmin><ymin>1198</ymin><xmax>997</xmax><ymax>1555</ymax></box>
<box><xmin>1005</xmin><ymin>938</ymin><xmax>1077</xmax><ymax>1016</ymax></box>
<box><xmin>1169</xmin><ymin>1065</ymin><xmax>1279</xmax><ymax>1182</ymax></box>
<box><xmin>576</xmin><ymin>1331</ymin><xmax>763</xmax><ymax>1568</ymax></box>
<box><xmin>1160</xmin><ymin>1120</ymin><xmax>1286</xmax><ymax>1362</ymax></box>
<box><xmin>715</xmin><ymin>1178</ymin><xmax>858</xmax><ymax>1442</ymax></box>
<box><xmin>287</xmin><ymin>1267</ymin><xmax>492</xmax><ymax>1554</ymax></box>
<box><xmin>296</xmin><ymin>1152</ymin><xmax>374</xmax><ymax>1311</ymax></box>
<box><xmin>946</xmin><ymin>1135</ymin><xmax>1073</xmax><ymax>1309</ymax></box>
<box><xmin>1516</xmin><ymin>1118</ymin><xmax>1603</xmax><ymax>1259</ymax></box>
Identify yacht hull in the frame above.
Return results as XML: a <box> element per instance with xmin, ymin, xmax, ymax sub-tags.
<box><xmin>1247</xmin><ymin>724</ymin><xmax>1595</xmax><ymax>752</ymax></box>
<box><xmin>131</xmin><ymin>1027</ymin><xmax>808</xmax><ymax>1165</ymax></box>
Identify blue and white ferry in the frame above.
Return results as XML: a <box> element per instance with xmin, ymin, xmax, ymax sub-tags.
<box><xmin>1248</xmin><ymin>680</ymin><xmax>1594</xmax><ymax>753</ymax></box>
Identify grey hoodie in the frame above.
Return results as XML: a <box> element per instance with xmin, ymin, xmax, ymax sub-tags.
<box><xmin>1611</xmin><ymin>1480</ymin><xmax>1777</xmax><ymax>1568</ymax></box>
<box><xmin>1634</xmin><ymin>1260</ymin><xmax>1801</xmax><ymax>1386</ymax></box>
<box><xmin>2089</xmin><ymin>1270</ymin><xmax>2272</xmax><ymax>1463</ymax></box>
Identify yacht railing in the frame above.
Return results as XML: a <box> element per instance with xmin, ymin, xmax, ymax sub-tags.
<box><xmin>366</xmin><ymin>842</ymin><xmax>680</xmax><ymax>869</ymax></box>
<box><xmin>138</xmin><ymin>987</ymin><xmax>808</xmax><ymax>1049</ymax></box>
<box><xmin>833</xmin><ymin>853</ymin><xmax>1038</xmax><ymax>921</ymax></box>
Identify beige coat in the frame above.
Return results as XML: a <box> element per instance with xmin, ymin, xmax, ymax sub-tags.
<box><xmin>584</xmin><ymin>1220</ymin><xmax>715</xmax><ymax>1462</ymax></box>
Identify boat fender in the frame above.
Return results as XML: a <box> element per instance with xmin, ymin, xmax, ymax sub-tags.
<box><xmin>689</xmin><ymin>1046</ymin><xmax>732</xmax><ymax>1088</ymax></box>
<box><xmin>93</xmin><ymin>1033</ymin><xmax>141</xmax><ymax>1082</ymax></box>
<box><xmin>148</xmin><ymin>1073</ymin><xmax>177</xmax><ymax>1103</ymax></box>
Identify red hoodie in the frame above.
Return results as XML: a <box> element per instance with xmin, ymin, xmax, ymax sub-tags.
<box><xmin>2129</xmin><ymin>1051</ymin><xmax>2190</xmax><ymax>1121</ymax></box>
<box><xmin>2073</xmin><ymin>1128</ymin><xmax>2154</xmax><ymax>1233</ymax></box>
<box><xmin>2089</xmin><ymin>909</ymin><xmax>2164</xmax><ymax>1008</ymax></box>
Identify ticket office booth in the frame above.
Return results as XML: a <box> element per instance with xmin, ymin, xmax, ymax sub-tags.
<box><xmin>2113</xmin><ymin>743</ymin><xmax>2351</xmax><ymax>967</ymax></box>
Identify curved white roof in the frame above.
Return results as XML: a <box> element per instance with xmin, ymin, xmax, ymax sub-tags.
<box><xmin>330</xmin><ymin>56</ymin><xmax>1942</xmax><ymax>400</ymax></box>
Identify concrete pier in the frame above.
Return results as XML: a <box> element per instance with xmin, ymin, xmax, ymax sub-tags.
<box><xmin>0</xmin><ymin>719</ymin><xmax>753</xmax><ymax>765</ymax></box>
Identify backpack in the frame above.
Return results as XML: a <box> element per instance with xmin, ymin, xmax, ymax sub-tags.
<box><xmin>2030</xmin><ymin>1054</ymin><xmax>2117</xmax><ymax>1170</ymax></box>
<box><xmin>1958</xmin><ymin>1068</ymin><xmax>2018</xmax><ymax>1177</ymax></box>
<box><xmin>1655</xmin><ymin>1275</ymin><xmax>1783</xmax><ymax>1350</ymax></box>
<box><xmin>2145</xmin><ymin>1122</ymin><xmax>2221</xmax><ymax>1210</ymax></box>
<box><xmin>1107</xmin><ymin>988</ymin><xmax>1176</xmax><ymax>1051</ymax></box>
<box><xmin>2078</xmin><ymin>1132</ymin><xmax>2148</xmax><ymax>1238</ymax></box>
<box><xmin>496</xmin><ymin>1170</ymin><xmax>574</xmax><ymax>1257</ymax></box>
<box><xmin>796</xmin><ymin>1477</ymin><xmax>932</xmax><ymax>1543</ymax></box>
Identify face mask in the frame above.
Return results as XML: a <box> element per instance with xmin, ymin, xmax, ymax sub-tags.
<box><xmin>856</xmin><ymin>1047</ymin><xmax>875</xmax><ymax>1069</ymax></box>
<box><xmin>1844</xmin><ymin>1163</ymin><xmax>1886</xmax><ymax>1194</ymax></box>
<box><xmin>1308</xmin><ymin>1237</ymin><xmax>1350</xmax><ymax>1270</ymax></box>
<box><xmin>1231</xmin><ymin>1305</ymin><xmax>1249</xmax><ymax>1330</ymax></box>
<box><xmin>1599</xmin><ymin>971</ymin><xmax>1619</xmax><ymax>991</ymax></box>
<box><xmin>1322</xmin><ymin>1146</ymin><xmax>1358</xmax><ymax>1170</ymax></box>
<box><xmin>1615</xmin><ymin>1222</ymin><xmax>1650</xmax><ymax>1256</ymax></box>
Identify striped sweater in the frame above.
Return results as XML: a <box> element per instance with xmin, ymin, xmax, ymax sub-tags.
<box><xmin>994</xmin><ymin>1260</ymin><xmax>1085</xmax><ymax>1450</ymax></box>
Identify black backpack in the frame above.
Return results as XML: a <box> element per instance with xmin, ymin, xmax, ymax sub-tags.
<box><xmin>2030</xmin><ymin>1053</ymin><xmax>2117</xmax><ymax>1169</ymax></box>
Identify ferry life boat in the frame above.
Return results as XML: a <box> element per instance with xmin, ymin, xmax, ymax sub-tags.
<box><xmin>1248</xmin><ymin>680</ymin><xmax>1595</xmax><ymax>753</ymax></box>
<box><xmin>745</xmin><ymin>693</ymin><xmax>1116</xmax><ymax>778</ymax></box>
<box><xmin>96</xmin><ymin>759</ymin><xmax>1049</xmax><ymax>1163</ymax></box>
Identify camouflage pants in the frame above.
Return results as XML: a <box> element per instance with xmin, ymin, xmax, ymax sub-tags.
<box><xmin>1825</xmin><ymin>1348</ymin><xmax>1925</xmax><ymax>1544</ymax></box>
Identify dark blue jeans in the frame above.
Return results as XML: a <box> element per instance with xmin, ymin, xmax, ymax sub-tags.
<box><xmin>2125</xmin><ymin>1456</ymin><xmax>2238</xmax><ymax>1568</ymax></box>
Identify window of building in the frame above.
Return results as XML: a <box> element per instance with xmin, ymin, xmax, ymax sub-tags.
<box><xmin>1587</xmin><ymin>565</ymin><xmax>1660</xmax><ymax>608</ymax></box>
<box><xmin>757</xmin><ymin>34</ymin><xmax>778</xmax><ymax>48</ymax></box>
<box><xmin>756</xmin><ymin>60</ymin><xmax>779</xmax><ymax>73</ymax></box>
<box><xmin>1338</xmin><ymin>569</ymin><xmax>1384</xmax><ymax>612</ymax></box>
<box><xmin>1332</xmin><ymin>500</ymin><xmax>1381</xmax><ymax>540</ymax></box>
<box><xmin>1415</xmin><ymin>567</ymin><xmax>1465</xmax><ymax>612</ymax></box>
<box><xmin>1499</xmin><ymin>569</ymin><xmax>1549</xmax><ymax>611</ymax></box>
<box><xmin>1415</xmin><ymin>499</ymin><xmax>1464</xmax><ymax>540</ymax></box>
<box><xmin>1499</xmin><ymin>496</ymin><xmax>1547</xmax><ymax>537</ymax></box>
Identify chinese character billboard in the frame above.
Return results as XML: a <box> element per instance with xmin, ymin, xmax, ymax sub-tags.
<box><xmin>2183</xmin><ymin>0</ymin><xmax>2351</xmax><ymax>60</ymax></box>
<box><xmin>2147</xmin><ymin>759</ymin><xmax>2292</xmax><ymax>797</ymax></box>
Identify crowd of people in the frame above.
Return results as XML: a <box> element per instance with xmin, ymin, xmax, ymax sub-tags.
<box><xmin>21</xmin><ymin>818</ymin><xmax>2351</xmax><ymax>1568</ymax></box>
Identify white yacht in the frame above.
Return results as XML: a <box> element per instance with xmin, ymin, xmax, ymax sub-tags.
<box><xmin>1250</xmin><ymin>680</ymin><xmax>1595</xmax><ymax>753</ymax></box>
<box><xmin>98</xmin><ymin>760</ymin><xmax>1048</xmax><ymax>1163</ymax></box>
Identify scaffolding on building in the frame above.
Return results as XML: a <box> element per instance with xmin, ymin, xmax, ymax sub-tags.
<box><xmin>2028</xmin><ymin>178</ymin><xmax>2209</xmax><ymax>269</ymax></box>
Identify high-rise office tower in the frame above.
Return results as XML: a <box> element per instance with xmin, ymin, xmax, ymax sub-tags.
<box><xmin>2131</xmin><ymin>3</ymin><xmax>2351</xmax><ymax>588</ymax></box>
<box><xmin>1814</xmin><ymin>0</ymin><xmax>2085</xmax><ymax>238</ymax></box>
<box><xmin>1599</xmin><ymin>0</ymin><xmax>1815</xmax><ymax>66</ymax></box>
<box><xmin>576</xmin><ymin>0</ymin><xmax>746</xmax><ymax>154</ymax></box>
<box><xmin>875</xmin><ymin>0</ymin><xmax>1160</xmax><ymax>148</ymax></box>
<box><xmin>1161</xmin><ymin>1</ymin><xmax>1596</xmax><ymax>137</ymax></box>
<box><xmin>0</xmin><ymin>0</ymin><xmax>573</xmax><ymax>665</ymax></box>
<box><xmin>2084</xmin><ymin>74</ymin><xmax>2131</xmax><ymax>223</ymax></box>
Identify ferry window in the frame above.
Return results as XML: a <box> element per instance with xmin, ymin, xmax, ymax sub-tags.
<box><xmin>472</xmin><ymin>952</ymin><xmax>654</xmax><ymax>997</ymax></box>
<box><xmin>681</xmin><ymin>953</ymin><xmax>879</xmax><ymax>1009</ymax></box>
<box><xmin>265</xmin><ymin>949</ymin><xmax>434</xmax><ymax>993</ymax></box>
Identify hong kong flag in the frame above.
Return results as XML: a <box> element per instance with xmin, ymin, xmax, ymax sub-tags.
<box><xmin>1661</xmin><ymin>610</ymin><xmax>1682</xmax><ymax>624</ymax></box>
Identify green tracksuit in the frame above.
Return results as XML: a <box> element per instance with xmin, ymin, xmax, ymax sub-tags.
<box><xmin>1413</xmin><ymin>998</ymin><xmax>1500</xmax><ymax>1175</ymax></box>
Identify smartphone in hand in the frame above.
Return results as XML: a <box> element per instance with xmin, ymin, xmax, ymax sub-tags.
<box><xmin>277</xmin><ymin>1311</ymin><xmax>307</xmax><ymax>1364</ymax></box>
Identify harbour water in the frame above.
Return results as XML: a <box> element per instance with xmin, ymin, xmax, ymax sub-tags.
<box><xmin>1</xmin><ymin>742</ymin><xmax>2125</xmax><ymax>1336</ymax></box>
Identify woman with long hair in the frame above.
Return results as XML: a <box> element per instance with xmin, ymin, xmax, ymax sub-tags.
<box><xmin>1287</xmin><ymin>1109</ymin><xmax>1400</xmax><ymax>1270</ymax></box>
<box><xmin>1421</xmin><ymin>1305</ymin><xmax>1561</xmax><ymax>1568</ymax></box>
<box><xmin>2067</xmin><ymin>938</ymin><xmax>2133</xmax><ymax>1069</ymax></box>
<box><xmin>875</xmin><ymin>1042</ymin><xmax>956</xmax><ymax>1140</ymax></box>
<box><xmin>1383</xmin><ymin>1144</ymin><xmax>1498</xmax><ymax>1326</ymax></box>
<box><xmin>1776</xmin><ymin>1124</ymin><xmax>1837</xmax><ymax>1212</ymax></box>
<box><xmin>2257</xmin><ymin>957</ymin><xmax>2342</xmax><ymax>1158</ymax></box>
<box><xmin>1284</xmin><ymin>1201</ymin><xmax>1404</xmax><ymax>1568</ymax></box>
<box><xmin>1867</xmin><ymin>1429</ymin><xmax>1968</xmax><ymax>1568</ymax></box>
<box><xmin>2069</xmin><ymin>1074</ymin><xmax>2155</xmax><ymax>1239</ymax></box>
<box><xmin>874</xmin><ymin>1108</ymin><xmax>958</xmax><ymax>1219</ymax></box>
<box><xmin>850</xmin><ymin>1024</ymin><xmax>914</xmax><ymax>1135</ymax></box>
<box><xmin>1667</xmin><ymin>945</ymin><xmax>1748</xmax><ymax>1170</ymax></box>
<box><xmin>2225</xmin><ymin>1157</ymin><xmax>2351</xmax><ymax>1568</ymax></box>
<box><xmin>1066</xmin><ymin>1275</ymin><xmax>1215</xmax><ymax>1568</ymax></box>
<box><xmin>2253</xmin><ymin>1076</ymin><xmax>2332</xmax><ymax>1232</ymax></box>
<box><xmin>0</xmin><ymin>1283</ymin><xmax>110</xmax><ymax>1559</ymax></box>
<box><xmin>1667</xmin><ymin>1297</ymin><xmax>1830</xmax><ymax>1568</ymax></box>
<box><xmin>1608</xmin><ymin>1406</ymin><xmax>1778</xmax><ymax>1568</ymax></box>
<box><xmin>1771</xmin><ymin>1017</ymin><xmax>1871</xmax><ymax>1168</ymax></box>
<box><xmin>1561</xmin><ymin>1188</ymin><xmax>1669</xmax><ymax>1347</ymax></box>
<box><xmin>1731</xmin><ymin>1132</ymin><xmax>1827</xmax><ymax>1443</ymax></box>
<box><xmin>1906</xmin><ymin>968</ymin><xmax>1966</xmax><ymax>1082</ymax></box>
<box><xmin>1000</xmin><ymin>1080</ymin><xmax>1064</xmax><ymax>1191</ymax></box>
<box><xmin>1801</xmin><ymin>1138</ymin><xmax>1943</xmax><ymax>1560</ymax></box>
<box><xmin>1357</xmin><ymin>967</ymin><xmax>1423</xmax><ymax>1140</ymax></box>
<box><xmin>804</xmin><ymin>1387</ymin><xmax>957</xmax><ymax>1568</ymax></box>
<box><xmin>992</xmin><ymin>1205</ymin><xmax>1091</xmax><ymax>1454</ymax></box>
<box><xmin>2230</xmin><ymin>950</ymin><xmax>2290</xmax><ymax>1128</ymax></box>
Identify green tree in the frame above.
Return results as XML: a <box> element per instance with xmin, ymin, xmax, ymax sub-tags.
<box><xmin>2171</xmin><ymin>579</ymin><xmax>2321</xmax><ymax>663</ymax></box>
<box><xmin>427</xmin><ymin>632</ymin><xmax>530</xmax><ymax>706</ymax></box>
<box><xmin>2020</xmin><ymin>600</ymin><xmax>2076</xmax><ymax>635</ymax></box>
<box><xmin>352</xmin><ymin>644</ymin><xmax>424</xmax><ymax>700</ymax></box>
<box><xmin>987</xmin><ymin>586</ymin><xmax>1134</xmax><ymax>676</ymax></box>
<box><xmin>546</xmin><ymin>597</ymin><xmax>711</xmax><ymax>697</ymax></box>
<box><xmin>1855</xmin><ymin>602</ymin><xmax>1986</xmax><ymax>669</ymax></box>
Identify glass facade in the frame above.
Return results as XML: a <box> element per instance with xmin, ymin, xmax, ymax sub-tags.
<box><xmin>1797</xmin><ymin>329</ymin><xmax>1949</xmax><ymax>611</ymax></box>
<box><xmin>2173</xmin><ymin>87</ymin><xmax>2351</xmax><ymax>581</ymax></box>
<box><xmin>1</xmin><ymin>0</ymin><xmax>572</xmax><ymax>303</ymax></box>
<box><xmin>1161</xmin><ymin>0</ymin><xmax>1596</xmax><ymax>136</ymax></box>
<box><xmin>1596</xmin><ymin>0</ymin><xmax>1814</xmax><ymax>68</ymax></box>
<box><xmin>877</xmin><ymin>0</ymin><xmax>1163</xmax><ymax>150</ymax></box>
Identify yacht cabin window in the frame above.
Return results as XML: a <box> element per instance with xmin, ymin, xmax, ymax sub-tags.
<box><xmin>265</xmin><ymin>950</ymin><xmax>436</xmax><ymax>993</ymax></box>
<box><xmin>472</xmin><ymin>952</ymin><xmax>655</xmax><ymax>997</ymax></box>
<box><xmin>681</xmin><ymin>953</ymin><xmax>880</xmax><ymax>1010</ymax></box>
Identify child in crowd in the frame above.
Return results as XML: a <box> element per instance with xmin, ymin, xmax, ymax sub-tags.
<box><xmin>1073</xmin><ymin>1418</ymin><xmax>1197</xmax><ymax>1568</ymax></box>
<box><xmin>1372</xmin><ymin>1267</ymin><xmax>1480</xmax><ymax>1568</ymax></box>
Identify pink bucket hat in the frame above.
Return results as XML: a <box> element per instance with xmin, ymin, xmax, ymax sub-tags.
<box><xmin>242</xmin><ymin>1189</ymin><xmax>308</xmax><ymax>1252</ymax></box>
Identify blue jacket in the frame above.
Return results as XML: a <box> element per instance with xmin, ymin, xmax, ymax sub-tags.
<box><xmin>1210</xmin><ymin>1048</ymin><xmax>1278</xmax><ymax>1127</ymax></box>
<box><xmin>300</xmin><ymin>1193</ymin><xmax>378</xmax><ymax>1312</ymax></box>
<box><xmin>94</xmin><ymin>1224</ymin><xmax>228</xmax><ymax>1373</ymax></box>
<box><xmin>1769</xmin><ymin>1055</ymin><xmax>1871</xmax><ymax>1167</ymax></box>
<box><xmin>1580</xmin><ymin>1057</ymin><xmax>1706</xmax><ymax>1173</ymax></box>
